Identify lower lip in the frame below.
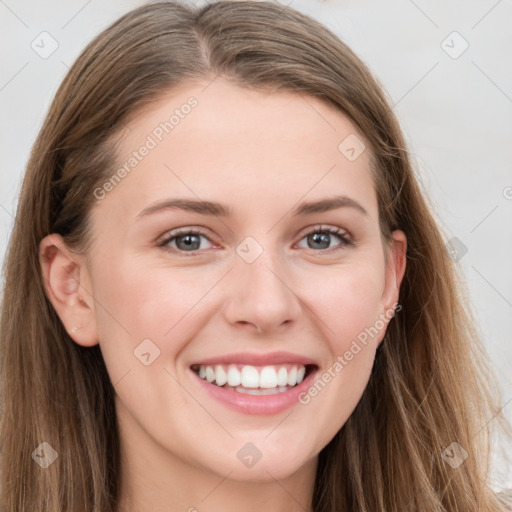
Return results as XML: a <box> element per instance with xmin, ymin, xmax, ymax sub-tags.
<box><xmin>190</xmin><ymin>367</ymin><xmax>318</xmax><ymax>415</ymax></box>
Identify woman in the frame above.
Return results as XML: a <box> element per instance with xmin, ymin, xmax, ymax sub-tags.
<box><xmin>0</xmin><ymin>1</ymin><xmax>510</xmax><ymax>511</ymax></box>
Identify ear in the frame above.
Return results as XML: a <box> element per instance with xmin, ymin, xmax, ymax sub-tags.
<box><xmin>39</xmin><ymin>233</ymin><xmax>99</xmax><ymax>347</ymax></box>
<box><xmin>379</xmin><ymin>229</ymin><xmax>407</xmax><ymax>323</ymax></box>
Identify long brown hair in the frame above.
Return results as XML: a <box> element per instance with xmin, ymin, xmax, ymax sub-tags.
<box><xmin>1</xmin><ymin>1</ymin><xmax>510</xmax><ymax>510</ymax></box>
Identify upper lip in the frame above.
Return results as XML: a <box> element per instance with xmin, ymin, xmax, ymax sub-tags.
<box><xmin>190</xmin><ymin>351</ymin><xmax>318</xmax><ymax>367</ymax></box>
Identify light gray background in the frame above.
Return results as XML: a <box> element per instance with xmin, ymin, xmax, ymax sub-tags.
<box><xmin>1</xmin><ymin>0</ymin><xmax>511</xmax><ymax>488</ymax></box>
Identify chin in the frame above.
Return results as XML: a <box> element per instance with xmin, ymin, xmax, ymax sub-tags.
<box><xmin>203</xmin><ymin>438</ymin><xmax>316</xmax><ymax>483</ymax></box>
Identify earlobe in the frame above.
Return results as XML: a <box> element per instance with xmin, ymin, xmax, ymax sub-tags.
<box><xmin>39</xmin><ymin>233</ymin><xmax>99</xmax><ymax>347</ymax></box>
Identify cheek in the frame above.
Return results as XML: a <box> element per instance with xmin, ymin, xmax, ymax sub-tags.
<box><xmin>296</xmin><ymin>262</ymin><xmax>386</xmax><ymax>427</ymax></box>
<box><xmin>89</xmin><ymin>260</ymin><xmax>206</xmax><ymax>420</ymax></box>
<box><xmin>91</xmin><ymin>257</ymin><xmax>210</xmax><ymax>360</ymax></box>
<box><xmin>308</xmin><ymin>261</ymin><xmax>386</xmax><ymax>351</ymax></box>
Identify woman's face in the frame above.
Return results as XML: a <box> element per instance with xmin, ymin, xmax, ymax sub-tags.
<box><xmin>42</xmin><ymin>77</ymin><xmax>406</xmax><ymax>484</ymax></box>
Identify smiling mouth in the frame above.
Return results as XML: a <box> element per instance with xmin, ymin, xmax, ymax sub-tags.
<box><xmin>190</xmin><ymin>363</ymin><xmax>317</xmax><ymax>395</ymax></box>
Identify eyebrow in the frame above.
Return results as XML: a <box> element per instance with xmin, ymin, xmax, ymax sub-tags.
<box><xmin>136</xmin><ymin>194</ymin><xmax>369</xmax><ymax>219</ymax></box>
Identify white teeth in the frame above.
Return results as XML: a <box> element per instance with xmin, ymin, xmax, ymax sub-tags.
<box><xmin>215</xmin><ymin>365</ymin><xmax>227</xmax><ymax>386</ymax></box>
<box><xmin>241</xmin><ymin>366</ymin><xmax>260</xmax><ymax>388</ymax></box>
<box><xmin>287</xmin><ymin>366</ymin><xmax>297</xmax><ymax>386</ymax></box>
<box><xmin>205</xmin><ymin>366</ymin><xmax>215</xmax><ymax>383</ymax></box>
<box><xmin>195</xmin><ymin>363</ymin><xmax>309</xmax><ymax>390</ymax></box>
<box><xmin>276</xmin><ymin>367</ymin><xmax>288</xmax><ymax>387</ymax></box>
<box><xmin>235</xmin><ymin>386</ymin><xmax>290</xmax><ymax>395</ymax></box>
<box><xmin>259</xmin><ymin>366</ymin><xmax>278</xmax><ymax>388</ymax></box>
<box><xmin>227</xmin><ymin>364</ymin><xmax>241</xmax><ymax>387</ymax></box>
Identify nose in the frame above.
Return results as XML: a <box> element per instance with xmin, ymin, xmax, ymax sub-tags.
<box><xmin>222</xmin><ymin>243</ymin><xmax>303</xmax><ymax>335</ymax></box>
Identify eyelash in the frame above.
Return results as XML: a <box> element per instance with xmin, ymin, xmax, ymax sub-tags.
<box><xmin>157</xmin><ymin>225</ymin><xmax>354</xmax><ymax>256</ymax></box>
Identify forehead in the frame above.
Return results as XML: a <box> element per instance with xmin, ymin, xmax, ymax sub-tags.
<box><xmin>97</xmin><ymin>78</ymin><xmax>378</xmax><ymax>224</ymax></box>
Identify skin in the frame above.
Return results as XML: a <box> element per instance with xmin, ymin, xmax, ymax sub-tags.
<box><xmin>39</xmin><ymin>77</ymin><xmax>406</xmax><ymax>512</ymax></box>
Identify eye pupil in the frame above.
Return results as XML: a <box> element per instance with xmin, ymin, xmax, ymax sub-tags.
<box><xmin>177</xmin><ymin>234</ymin><xmax>200</xmax><ymax>251</ymax></box>
<box><xmin>308</xmin><ymin>232</ymin><xmax>330</xmax><ymax>249</ymax></box>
